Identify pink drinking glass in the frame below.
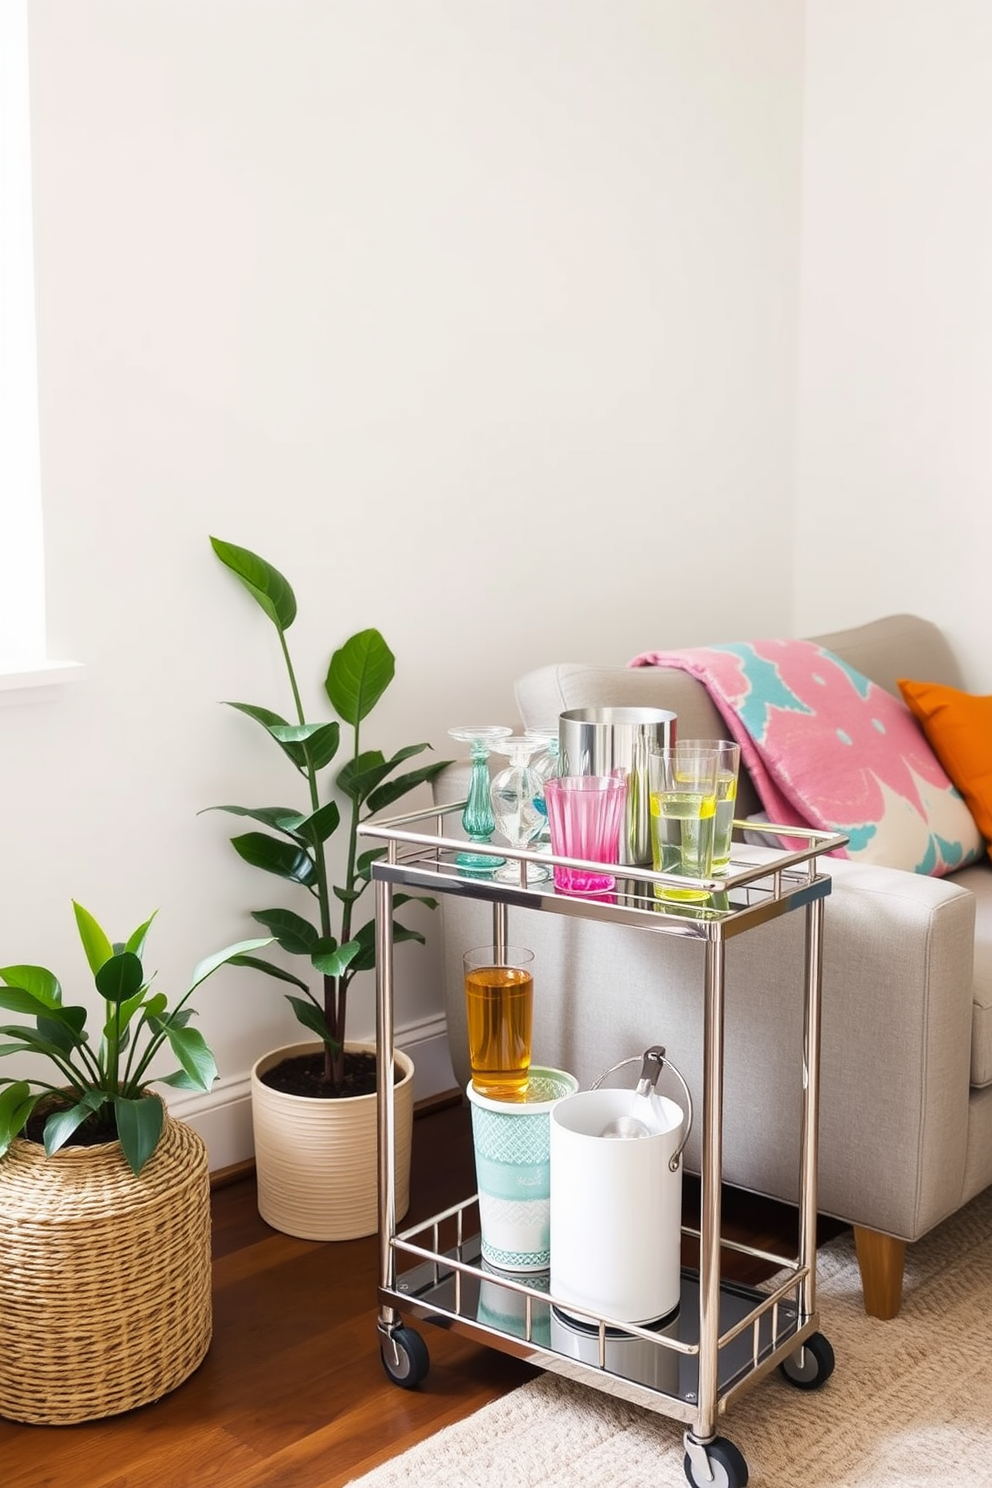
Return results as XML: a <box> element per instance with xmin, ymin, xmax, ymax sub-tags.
<box><xmin>544</xmin><ymin>775</ymin><xmax>628</xmax><ymax>895</ymax></box>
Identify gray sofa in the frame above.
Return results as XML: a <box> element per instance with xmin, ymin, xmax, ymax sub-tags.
<box><xmin>437</xmin><ymin>614</ymin><xmax>992</xmax><ymax>1318</ymax></box>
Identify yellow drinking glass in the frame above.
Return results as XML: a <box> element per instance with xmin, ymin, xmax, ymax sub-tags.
<box><xmin>648</xmin><ymin>746</ymin><xmax>719</xmax><ymax>901</ymax></box>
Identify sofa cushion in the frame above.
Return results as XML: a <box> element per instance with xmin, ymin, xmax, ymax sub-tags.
<box><xmin>810</xmin><ymin>613</ymin><xmax>967</xmax><ymax>697</ymax></box>
<box><xmin>898</xmin><ymin>679</ymin><xmax>992</xmax><ymax>865</ymax></box>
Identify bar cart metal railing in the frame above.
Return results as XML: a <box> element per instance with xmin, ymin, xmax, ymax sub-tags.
<box><xmin>360</xmin><ymin>805</ymin><xmax>847</xmax><ymax>1488</ymax></box>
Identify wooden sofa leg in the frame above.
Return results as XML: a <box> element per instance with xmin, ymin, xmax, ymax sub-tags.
<box><xmin>853</xmin><ymin>1226</ymin><xmax>907</xmax><ymax>1319</ymax></box>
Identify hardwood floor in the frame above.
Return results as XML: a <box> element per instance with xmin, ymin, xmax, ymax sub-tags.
<box><xmin>0</xmin><ymin>1097</ymin><xmax>845</xmax><ymax>1488</ymax></box>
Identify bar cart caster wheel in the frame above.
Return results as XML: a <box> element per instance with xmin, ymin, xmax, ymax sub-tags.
<box><xmin>380</xmin><ymin>1326</ymin><xmax>430</xmax><ymax>1389</ymax></box>
<box><xmin>683</xmin><ymin>1435</ymin><xmax>748</xmax><ymax>1488</ymax></box>
<box><xmin>779</xmin><ymin>1331</ymin><xmax>835</xmax><ymax>1391</ymax></box>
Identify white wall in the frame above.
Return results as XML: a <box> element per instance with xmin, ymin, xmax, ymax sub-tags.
<box><xmin>7</xmin><ymin>2</ymin><xmax>806</xmax><ymax>1166</ymax></box>
<box><xmin>795</xmin><ymin>0</ymin><xmax>992</xmax><ymax>689</ymax></box>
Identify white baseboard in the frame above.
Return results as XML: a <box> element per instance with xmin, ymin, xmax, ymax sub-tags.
<box><xmin>167</xmin><ymin>1017</ymin><xmax>457</xmax><ymax>1173</ymax></box>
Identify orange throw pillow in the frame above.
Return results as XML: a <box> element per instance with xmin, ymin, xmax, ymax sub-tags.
<box><xmin>898</xmin><ymin>678</ymin><xmax>992</xmax><ymax>862</ymax></box>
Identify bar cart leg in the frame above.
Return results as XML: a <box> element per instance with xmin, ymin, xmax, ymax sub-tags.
<box><xmin>492</xmin><ymin>899</ymin><xmax>507</xmax><ymax>952</ymax></box>
<box><xmin>796</xmin><ymin>895</ymin><xmax>825</xmax><ymax>1324</ymax></box>
<box><xmin>695</xmin><ymin>936</ymin><xmax>725</xmax><ymax>1445</ymax></box>
<box><xmin>375</xmin><ymin>874</ymin><xmax>432</xmax><ymax>1386</ymax></box>
<box><xmin>681</xmin><ymin>939</ymin><xmax>750</xmax><ymax>1487</ymax></box>
<box><xmin>775</xmin><ymin>895</ymin><xmax>836</xmax><ymax>1395</ymax></box>
<box><xmin>376</xmin><ymin>876</ymin><xmax>399</xmax><ymax>1314</ymax></box>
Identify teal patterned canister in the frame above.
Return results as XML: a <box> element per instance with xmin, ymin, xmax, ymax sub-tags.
<box><xmin>466</xmin><ymin>1067</ymin><xmax>578</xmax><ymax>1273</ymax></box>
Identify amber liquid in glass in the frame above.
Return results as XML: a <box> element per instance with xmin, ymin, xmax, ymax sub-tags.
<box><xmin>464</xmin><ymin>966</ymin><xmax>534</xmax><ymax>1098</ymax></box>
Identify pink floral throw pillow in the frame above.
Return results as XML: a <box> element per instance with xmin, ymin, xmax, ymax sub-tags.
<box><xmin>628</xmin><ymin>639</ymin><xmax>984</xmax><ymax>876</ymax></box>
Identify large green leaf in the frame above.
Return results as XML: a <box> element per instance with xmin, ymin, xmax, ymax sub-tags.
<box><xmin>270</xmin><ymin>721</ymin><xmax>333</xmax><ymax>745</ymax></box>
<box><xmin>72</xmin><ymin>901</ymin><xmax>114</xmax><ymax>975</ymax></box>
<box><xmin>302</xmin><ymin>721</ymin><xmax>341</xmax><ymax>772</ymax></box>
<box><xmin>310</xmin><ymin>939</ymin><xmax>361</xmax><ymax>979</ymax></box>
<box><xmin>256</xmin><ymin>722</ymin><xmax>342</xmax><ymax>775</ymax></box>
<box><xmin>203</xmin><ymin>804</ymin><xmax>307</xmax><ymax>840</ymax></box>
<box><xmin>95</xmin><ymin>950</ymin><xmax>144</xmax><ymax>1005</ymax></box>
<box><xmin>332</xmin><ymin>884</ymin><xmax>362</xmax><ymax>907</ymax></box>
<box><xmin>123</xmin><ymin>911</ymin><xmax>158</xmax><ymax>960</ymax></box>
<box><xmin>0</xmin><ymin>984</ymin><xmax>70</xmax><ymax>1018</ymax></box>
<box><xmin>338</xmin><ymin>743</ymin><xmax>432</xmax><ymax>804</ymax></box>
<box><xmin>160</xmin><ymin>1023</ymin><xmax>217</xmax><ymax>1092</ymax></box>
<box><xmin>222</xmin><ymin>702</ymin><xmax>307</xmax><ymax>769</ymax></box>
<box><xmin>296</xmin><ymin>800</ymin><xmax>340</xmax><ymax>848</ymax></box>
<box><xmin>231</xmin><ymin>832</ymin><xmax>317</xmax><ymax>886</ymax></box>
<box><xmin>0</xmin><ymin>1029</ymin><xmax>88</xmax><ymax>1061</ymax></box>
<box><xmin>0</xmin><ymin>991</ymin><xmax>91</xmax><ymax>1055</ymax></box>
<box><xmin>162</xmin><ymin>1006</ymin><xmax>194</xmax><ymax>1028</ymax></box>
<box><xmin>249</xmin><ymin>908</ymin><xmax>319</xmax><ymax>954</ymax></box>
<box><xmin>157</xmin><ymin>1068</ymin><xmax>205</xmax><ymax>1091</ymax></box>
<box><xmin>366</xmin><ymin>758</ymin><xmax>450</xmax><ymax>815</ymax></box>
<box><xmin>43</xmin><ymin>1090</ymin><xmax>109</xmax><ymax>1156</ymax></box>
<box><xmin>227</xmin><ymin>953</ymin><xmax>311</xmax><ymax>992</ymax></box>
<box><xmin>337</xmin><ymin>749</ymin><xmax>387</xmax><ymax>804</ymax></box>
<box><xmin>284</xmin><ymin>996</ymin><xmax>337</xmax><ymax>1049</ymax></box>
<box><xmin>210</xmin><ymin>537</ymin><xmax>297</xmax><ymax>631</ymax></box>
<box><xmin>38</xmin><ymin>1007</ymin><xmax>88</xmax><ymax>1055</ymax></box>
<box><xmin>0</xmin><ymin>964</ymin><xmax>62</xmax><ymax>1006</ymax></box>
<box><xmin>0</xmin><ymin>1080</ymin><xmax>38</xmax><ymax>1158</ymax></box>
<box><xmin>113</xmin><ymin>1093</ymin><xmax>165</xmax><ymax>1176</ymax></box>
<box><xmin>356</xmin><ymin>847</ymin><xmax>387</xmax><ymax>878</ymax></box>
<box><xmin>325</xmin><ymin>629</ymin><xmax>394</xmax><ymax>727</ymax></box>
<box><xmin>186</xmin><ymin>936</ymin><xmax>274</xmax><ymax>996</ymax></box>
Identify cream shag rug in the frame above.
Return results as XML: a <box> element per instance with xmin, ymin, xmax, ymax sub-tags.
<box><xmin>351</xmin><ymin>1187</ymin><xmax>992</xmax><ymax>1487</ymax></box>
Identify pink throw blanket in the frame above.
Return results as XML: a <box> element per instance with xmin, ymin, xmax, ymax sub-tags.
<box><xmin>628</xmin><ymin>638</ymin><xmax>983</xmax><ymax>876</ymax></box>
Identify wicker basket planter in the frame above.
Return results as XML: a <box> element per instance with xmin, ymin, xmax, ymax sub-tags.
<box><xmin>0</xmin><ymin>1108</ymin><xmax>212</xmax><ymax>1425</ymax></box>
<box><xmin>252</xmin><ymin>1041</ymin><xmax>414</xmax><ymax>1242</ymax></box>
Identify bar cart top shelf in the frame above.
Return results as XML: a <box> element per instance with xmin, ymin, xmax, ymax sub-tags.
<box><xmin>359</xmin><ymin>801</ymin><xmax>848</xmax><ymax>941</ymax></box>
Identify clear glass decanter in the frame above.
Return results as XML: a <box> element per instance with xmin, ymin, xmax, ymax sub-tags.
<box><xmin>488</xmin><ymin>735</ymin><xmax>551</xmax><ymax>884</ymax></box>
<box><xmin>447</xmin><ymin>726</ymin><xmax>512</xmax><ymax>873</ymax></box>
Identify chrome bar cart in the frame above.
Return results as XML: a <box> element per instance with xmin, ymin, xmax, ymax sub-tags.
<box><xmin>360</xmin><ymin>806</ymin><xmax>846</xmax><ymax>1488</ymax></box>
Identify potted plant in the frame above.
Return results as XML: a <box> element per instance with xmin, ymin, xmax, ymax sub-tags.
<box><xmin>0</xmin><ymin>902</ymin><xmax>269</xmax><ymax>1424</ymax></box>
<box><xmin>207</xmin><ymin>537</ymin><xmax>451</xmax><ymax>1241</ymax></box>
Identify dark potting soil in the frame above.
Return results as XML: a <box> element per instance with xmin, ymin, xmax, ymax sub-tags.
<box><xmin>24</xmin><ymin>1099</ymin><xmax>118</xmax><ymax>1148</ymax></box>
<box><xmin>259</xmin><ymin>1049</ymin><xmax>402</xmax><ymax>1100</ymax></box>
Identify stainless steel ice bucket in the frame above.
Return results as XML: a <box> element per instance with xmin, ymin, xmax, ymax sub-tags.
<box><xmin>558</xmin><ymin>707</ymin><xmax>677</xmax><ymax>866</ymax></box>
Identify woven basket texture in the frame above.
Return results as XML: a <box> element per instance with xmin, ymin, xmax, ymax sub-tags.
<box><xmin>0</xmin><ymin>1109</ymin><xmax>212</xmax><ymax>1425</ymax></box>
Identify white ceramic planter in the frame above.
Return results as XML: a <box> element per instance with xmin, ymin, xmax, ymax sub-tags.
<box><xmin>250</xmin><ymin>1041</ymin><xmax>414</xmax><ymax>1242</ymax></box>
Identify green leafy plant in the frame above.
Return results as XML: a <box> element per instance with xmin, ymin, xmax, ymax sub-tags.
<box><xmin>207</xmin><ymin>537</ymin><xmax>452</xmax><ymax>1095</ymax></box>
<box><xmin>0</xmin><ymin>903</ymin><xmax>271</xmax><ymax>1175</ymax></box>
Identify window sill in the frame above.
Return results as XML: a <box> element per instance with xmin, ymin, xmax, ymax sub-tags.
<box><xmin>0</xmin><ymin>660</ymin><xmax>85</xmax><ymax>704</ymax></box>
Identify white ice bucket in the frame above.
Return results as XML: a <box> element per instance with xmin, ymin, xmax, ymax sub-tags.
<box><xmin>549</xmin><ymin>1052</ymin><xmax>690</xmax><ymax>1326</ymax></box>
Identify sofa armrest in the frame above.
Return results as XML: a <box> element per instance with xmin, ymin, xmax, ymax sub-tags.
<box><xmin>809</xmin><ymin>858</ymin><xmax>975</xmax><ymax>1238</ymax></box>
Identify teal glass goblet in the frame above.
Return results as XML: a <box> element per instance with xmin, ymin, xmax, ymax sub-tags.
<box><xmin>447</xmin><ymin>726</ymin><xmax>512</xmax><ymax>873</ymax></box>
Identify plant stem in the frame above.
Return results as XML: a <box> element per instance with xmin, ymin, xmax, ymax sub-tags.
<box><xmin>279</xmin><ymin>624</ymin><xmax>340</xmax><ymax>1088</ymax></box>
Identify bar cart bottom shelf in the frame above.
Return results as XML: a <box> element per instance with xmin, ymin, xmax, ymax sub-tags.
<box><xmin>377</xmin><ymin>1234</ymin><xmax>834</xmax><ymax>1488</ymax></box>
